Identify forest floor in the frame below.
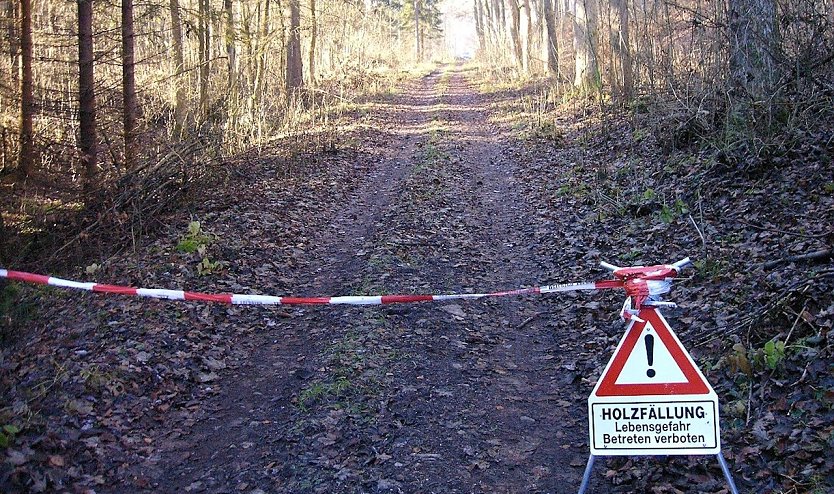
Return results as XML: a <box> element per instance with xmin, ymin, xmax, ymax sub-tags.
<box><xmin>2</xmin><ymin>64</ymin><xmax>833</xmax><ymax>493</ymax></box>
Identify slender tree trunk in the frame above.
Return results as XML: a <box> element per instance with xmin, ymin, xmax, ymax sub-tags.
<box><xmin>78</xmin><ymin>0</ymin><xmax>98</xmax><ymax>194</ymax></box>
<box><xmin>309</xmin><ymin>0</ymin><xmax>317</xmax><ymax>86</ymax></box>
<box><xmin>225</xmin><ymin>0</ymin><xmax>236</xmax><ymax>90</ymax></box>
<box><xmin>543</xmin><ymin>0</ymin><xmax>559</xmax><ymax>76</ymax></box>
<box><xmin>198</xmin><ymin>0</ymin><xmax>210</xmax><ymax>115</ymax></box>
<box><xmin>414</xmin><ymin>0</ymin><xmax>422</xmax><ymax>61</ymax></box>
<box><xmin>286</xmin><ymin>0</ymin><xmax>303</xmax><ymax>96</ymax></box>
<box><xmin>615</xmin><ymin>0</ymin><xmax>633</xmax><ymax>101</ymax></box>
<box><xmin>255</xmin><ymin>0</ymin><xmax>271</xmax><ymax>99</ymax></box>
<box><xmin>507</xmin><ymin>0</ymin><xmax>523</xmax><ymax>69</ymax></box>
<box><xmin>18</xmin><ymin>0</ymin><xmax>33</xmax><ymax>177</ymax></box>
<box><xmin>8</xmin><ymin>1</ymin><xmax>18</xmax><ymax>90</ymax></box>
<box><xmin>573</xmin><ymin>0</ymin><xmax>599</xmax><ymax>91</ymax></box>
<box><xmin>474</xmin><ymin>0</ymin><xmax>486</xmax><ymax>54</ymax></box>
<box><xmin>523</xmin><ymin>0</ymin><xmax>533</xmax><ymax>72</ymax></box>
<box><xmin>122</xmin><ymin>0</ymin><xmax>138</xmax><ymax>170</ymax></box>
<box><xmin>169</xmin><ymin>0</ymin><xmax>186</xmax><ymax>134</ymax></box>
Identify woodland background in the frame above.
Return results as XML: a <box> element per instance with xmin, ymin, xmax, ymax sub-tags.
<box><xmin>0</xmin><ymin>0</ymin><xmax>831</xmax><ymax>257</ymax></box>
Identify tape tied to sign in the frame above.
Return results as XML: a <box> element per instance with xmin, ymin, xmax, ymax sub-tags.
<box><xmin>0</xmin><ymin>258</ymin><xmax>690</xmax><ymax>319</ymax></box>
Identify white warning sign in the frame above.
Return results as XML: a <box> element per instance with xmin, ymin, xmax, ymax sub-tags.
<box><xmin>588</xmin><ymin>308</ymin><xmax>721</xmax><ymax>456</ymax></box>
<box><xmin>590</xmin><ymin>399</ymin><xmax>719</xmax><ymax>455</ymax></box>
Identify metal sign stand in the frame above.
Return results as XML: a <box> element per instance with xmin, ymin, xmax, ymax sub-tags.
<box><xmin>577</xmin><ymin>453</ymin><xmax>739</xmax><ymax>494</ymax></box>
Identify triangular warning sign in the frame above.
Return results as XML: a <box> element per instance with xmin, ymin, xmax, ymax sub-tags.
<box><xmin>593</xmin><ymin>308</ymin><xmax>710</xmax><ymax>396</ymax></box>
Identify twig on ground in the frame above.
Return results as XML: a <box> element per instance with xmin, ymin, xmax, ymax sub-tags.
<box><xmin>516</xmin><ymin>312</ymin><xmax>542</xmax><ymax>329</ymax></box>
<box><xmin>739</xmin><ymin>220</ymin><xmax>832</xmax><ymax>240</ymax></box>
<box><xmin>762</xmin><ymin>249</ymin><xmax>832</xmax><ymax>269</ymax></box>
<box><xmin>688</xmin><ymin>213</ymin><xmax>706</xmax><ymax>254</ymax></box>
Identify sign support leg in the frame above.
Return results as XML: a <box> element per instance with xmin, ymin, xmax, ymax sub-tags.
<box><xmin>577</xmin><ymin>454</ymin><xmax>595</xmax><ymax>494</ymax></box>
<box><xmin>716</xmin><ymin>452</ymin><xmax>739</xmax><ymax>494</ymax></box>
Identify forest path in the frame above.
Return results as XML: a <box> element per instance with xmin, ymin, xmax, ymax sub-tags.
<box><xmin>149</xmin><ymin>65</ymin><xmax>591</xmax><ymax>493</ymax></box>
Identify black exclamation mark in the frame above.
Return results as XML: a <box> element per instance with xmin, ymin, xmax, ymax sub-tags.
<box><xmin>645</xmin><ymin>334</ymin><xmax>656</xmax><ymax>378</ymax></box>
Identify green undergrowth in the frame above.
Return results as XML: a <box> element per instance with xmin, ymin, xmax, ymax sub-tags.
<box><xmin>296</xmin><ymin>312</ymin><xmax>401</xmax><ymax>417</ymax></box>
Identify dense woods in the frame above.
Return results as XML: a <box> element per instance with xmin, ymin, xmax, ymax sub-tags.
<box><xmin>0</xmin><ymin>0</ymin><xmax>833</xmax><ymax>493</ymax></box>
<box><xmin>0</xmin><ymin>0</ymin><xmax>830</xmax><ymax>197</ymax></box>
<box><xmin>0</xmin><ymin>1</ymin><xmax>447</xmax><ymax>188</ymax></box>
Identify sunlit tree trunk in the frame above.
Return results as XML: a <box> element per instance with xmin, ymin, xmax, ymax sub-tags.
<box><xmin>225</xmin><ymin>0</ymin><xmax>236</xmax><ymax>91</ymax></box>
<box><xmin>198</xmin><ymin>0</ymin><xmax>210</xmax><ymax>115</ymax></box>
<box><xmin>507</xmin><ymin>0</ymin><xmax>523</xmax><ymax>69</ymax></box>
<box><xmin>255</xmin><ymin>0</ymin><xmax>271</xmax><ymax>99</ymax></box>
<box><xmin>573</xmin><ymin>0</ymin><xmax>599</xmax><ymax>91</ymax></box>
<box><xmin>543</xmin><ymin>0</ymin><xmax>559</xmax><ymax>76</ymax></box>
<box><xmin>8</xmin><ymin>1</ymin><xmax>18</xmax><ymax>90</ymax></box>
<box><xmin>286</xmin><ymin>0</ymin><xmax>303</xmax><ymax>95</ymax></box>
<box><xmin>474</xmin><ymin>0</ymin><xmax>486</xmax><ymax>54</ymax></box>
<box><xmin>414</xmin><ymin>0</ymin><xmax>422</xmax><ymax>61</ymax></box>
<box><xmin>523</xmin><ymin>0</ymin><xmax>533</xmax><ymax>71</ymax></box>
<box><xmin>18</xmin><ymin>0</ymin><xmax>33</xmax><ymax>177</ymax></box>
<box><xmin>78</xmin><ymin>0</ymin><xmax>98</xmax><ymax>194</ymax></box>
<box><xmin>615</xmin><ymin>0</ymin><xmax>633</xmax><ymax>101</ymax></box>
<box><xmin>309</xmin><ymin>0</ymin><xmax>317</xmax><ymax>86</ymax></box>
<box><xmin>122</xmin><ymin>0</ymin><xmax>138</xmax><ymax>170</ymax></box>
<box><xmin>169</xmin><ymin>0</ymin><xmax>186</xmax><ymax>134</ymax></box>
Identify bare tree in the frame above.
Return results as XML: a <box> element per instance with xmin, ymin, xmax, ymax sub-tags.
<box><xmin>225</xmin><ymin>0</ymin><xmax>237</xmax><ymax>90</ymax></box>
<box><xmin>286</xmin><ymin>0</ymin><xmax>303</xmax><ymax>95</ymax></box>
<box><xmin>255</xmin><ymin>0</ymin><xmax>271</xmax><ymax>99</ymax></box>
<box><xmin>474</xmin><ymin>0</ymin><xmax>486</xmax><ymax>54</ymax></box>
<box><xmin>78</xmin><ymin>0</ymin><xmax>98</xmax><ymax>193</ymax></box>
<box><xmin>122</xmin><ymin>0</ymin><xmax>139</xmax><ymax>170</ymax></box>
<box><xmin>573</xmin><ymin>0</ymin><xmax>599</xmax><ymax>91</ymax></box>
<box><xmin>415</xmin><ymin>0</ymin><xmax>422</xmax><ymax>61</ymax></box>
<box><xmin>309</xmin><ymin>0</ymin><xmax>317</xmax><ymax>86</ymax></box>
<box><xmin>199</xmin><ymin>0</ymin><xmax>210</xmax><ymax>115</ymax></box>
<box><xmin>507</xmin><ymin>0</ymin><xmax>523</xmax><ymax>69</ymax></box>
<box><xmin>169</xmin><ymin>0</ymin><xmax>186</xmax><ymax>134</ymax></box>
<box><xmin>522</xmin><ymin>0</ymin><xmax>533</xmax><ymax>71</ymax></box>
<box><xmin>543</xmin><ymin>0</ymin><xmax>559</xmax><ymax>76</ymax></box>
<box><xmin>18</xmin><ymin>0</ymin><xmax>33</xmax><ymax>177</ymax></box>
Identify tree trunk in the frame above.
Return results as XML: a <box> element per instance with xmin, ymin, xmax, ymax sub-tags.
<box><xmin>728</xmin><ymin>0</ymin><xmax>777</xmax><ymax>116</ymax></box>
<box><xmin>286</xmin><ymin>0</ymin><xmax>303</xmax><ymax>96</ymax></box>
<box><xmin>309</xmin><ymin>0</ymin><xmax>317</xmax><ymax>86</ymax></box>
<box><xmin>615</xmin><ymin>0</ymin><xmax>632</xmax><ymax>101</ymax></box>
<box><xmin>122</xmin><ymin>0</ymin><xmax>138</xmax><ymax>170</ymax></box>
<box><xmin>18</xmin><ymin>0</ymin><xmax>33</xmax><ymax>177</ymax></box>
<box><xmin>169</xmin><ymin>0</ymin><xmax>186</xmax><ymax>134</ymax></box>
<box><xmin>474</xmin><ymin>0</ymin><xmax>486</xmax><ymax>55</ymax></box>
<box><xmin>198</xmin><ymin>0</ymin><xmax>210</xmax><ymax>115</ymax></box>
<box><xmin>544</xmin><ymin>0</ymin><xmax>559</xmax><ymax>76</ymax></box>
<box><xmin>507</xmin><ymin>0</ymin><xmax>523</xmax><ymax>69</ymax></box>
<box><xmin>414</xmin><ymin>0</ymin><xmax>421</xmax><ymax>61</ymax></box>
<box><xmin>78</xmin><ymin>0</ymin><xmax>98</xmax><ymax>194</ymax></box>
<box><xmin>573</xmin><ymin>0</ymin><xmax>599</xmax><ymax>91</ymax></box>
<box><xmin>255</xmin><ymin>0</ymin><xmax>271</xmax><ymax>99</ymax></box>
<box><xmin>8</xmin><ymin>1</ymin><xmax>18</xmax><ymax>90</ymax></box>
<box><xmin>225</xmin><ymin>0</ymin><xmax>236</xmax><ymax>90</ymax></box>
<box><xmin>523</xmin><ymin>0</ymin><xmax>533</xmax><ymax>72</ymax></box>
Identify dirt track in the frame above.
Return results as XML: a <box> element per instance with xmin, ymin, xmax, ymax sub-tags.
<box><xmin>143</xmin><ymin>66</ymin><xmax>595</xmax><ymax>493</ymax></box>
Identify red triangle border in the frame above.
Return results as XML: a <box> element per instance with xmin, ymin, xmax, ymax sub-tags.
<box><xmin>594</xmin><ymin>308</ymin><xmax>710</xmax><ymax>396</ymax></box>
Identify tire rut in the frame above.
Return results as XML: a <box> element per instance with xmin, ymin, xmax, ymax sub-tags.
<box><xmin>151</xmin><ymin>73</ymin><xmax>445</xmax><ymax>492</ymax></box>
<box><xmin>151</xmin><ymin>65</ymin><xmax>589</xmax><ymax>494</ymax></box>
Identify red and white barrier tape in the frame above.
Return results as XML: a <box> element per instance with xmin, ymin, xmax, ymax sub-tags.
<box><xmin>0</xmin><ymin>268</ymin><xmax>623</xmax><ymax>306</ymax></box>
